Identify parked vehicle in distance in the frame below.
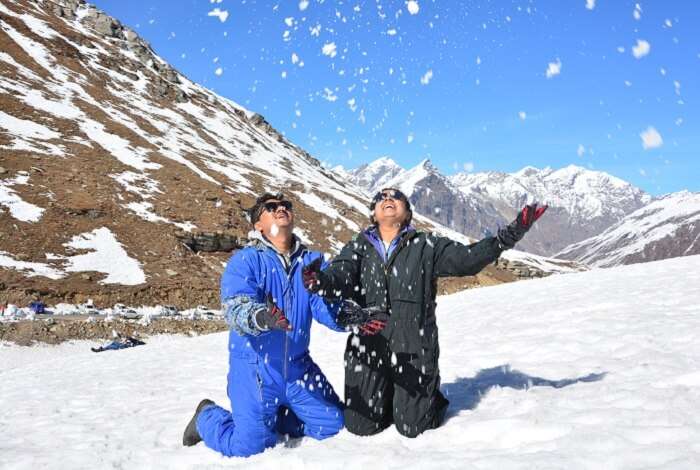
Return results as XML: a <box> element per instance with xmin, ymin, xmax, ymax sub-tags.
<box><xmin>2</xmin><ymin>304</ymin><xmax>19</xmax><ymax>317</ymax></box>
<box><xmin>79</xmin><ymin>300</ymin><xmax>98</xmax><ymax>315</ymax></box>
<box><xmin>195</xmin><ymin>305</ymin><xmax>217</xmax><ymax>318</ymax></box>
<box><xmin>121</xmin><ymin>308</ymin><xmax>141</xmax><ymax>320</ymax></box>
<box><xmin>160</xmin><ymin>305</ymin><xmax>179</xmax><ymax>316</ymax></box>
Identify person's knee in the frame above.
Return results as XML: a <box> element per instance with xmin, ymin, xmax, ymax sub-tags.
<box><xmin>213</xmin><ymin>416</ymin><xmax>277</xmax><ymax>457</ymax></box>
<box><xmin>304</xmin><ymin>406</ymin><xmax>344</xmax><ymax>440</ymax></box>
<box><xmin>344</xmin><ymin>408</ymin><xmax>391</xmax><ymax>436</ymax></box>
<box><xmin>394</xmin><ymin>420</ymin><xmax>426</xmax><ymax>438</ymax></box>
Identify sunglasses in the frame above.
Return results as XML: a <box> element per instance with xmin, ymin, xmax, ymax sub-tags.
<box><xmin>262</xmin><ymin>200</ymin><xmax>293</xmax><ymax>213</ymax></box>
<box><xmin>371</xmin><ymin>189</ymin><xmax>407</xmax><ymax>205</ymax></box>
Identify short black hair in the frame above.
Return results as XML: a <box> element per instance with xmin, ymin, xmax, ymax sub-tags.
<box><xmin>247</xmin><ymin>192</ymin><xmax>286</xmax><ymax>225</ymax></box>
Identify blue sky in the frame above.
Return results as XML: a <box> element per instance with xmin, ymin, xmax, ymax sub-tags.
<box><xmin>91</xmin><ymin>0</ymin><xmax>699</xmax><ymax>195</ymax></box>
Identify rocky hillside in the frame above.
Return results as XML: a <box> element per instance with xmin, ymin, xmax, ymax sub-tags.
<box><xmin>0</xmin><ymin>0</ymin><xmax>568</xmax><ymax>308</ymax></box>
<box><xmin>345</xmin><ymin>158</ymin><xmax>651</xmax><ymax>256</ymax></box>
<box><xmin>556</xmin><ymin>191</ymin><xmax>700</xmax><ymax>267</ymax></box>
<box><xmin>0</xmin><ymin>0</ymin><xmax>374</xmax><ymax>307</ymax></box>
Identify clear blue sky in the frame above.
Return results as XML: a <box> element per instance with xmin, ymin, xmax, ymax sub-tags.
<box><xmin>91</xmin><ymin>0</ymin><xmax>699</xmax><ymax>195</ymax></box>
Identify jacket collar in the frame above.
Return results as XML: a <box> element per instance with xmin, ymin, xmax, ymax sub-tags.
<box><xmin>362</xmin><ymin>224</ymin><xmax>416</xmax><ymax>262</ymax></box>
<box><xmin>247</xmin><ymin>230</ymin><xmax>305</xmax><ymax>259</ymax></box>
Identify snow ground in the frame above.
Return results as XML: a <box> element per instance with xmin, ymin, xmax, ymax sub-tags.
<box><xmin>2</xmin><ymin>255</ymin><xmax>699</xmax><ymax>469</ymax></box>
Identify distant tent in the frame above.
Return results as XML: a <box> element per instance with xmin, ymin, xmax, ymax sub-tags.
<box><xmin>29</xmin><ymin>301</ymin><xmax>46</xmax><ymax>314</ymax></box>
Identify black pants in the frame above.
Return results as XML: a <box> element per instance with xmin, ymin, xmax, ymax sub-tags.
<box><xmin>343</xmin><ymin>333</ymin><xmax>449</xmax><ymax>438</ymax></box>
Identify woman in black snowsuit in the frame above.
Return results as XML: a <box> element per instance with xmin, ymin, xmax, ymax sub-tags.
<box><xmin>303</xmin><ymin>188</ymin><xmax>546</xmax><ymax>438</ymax></box>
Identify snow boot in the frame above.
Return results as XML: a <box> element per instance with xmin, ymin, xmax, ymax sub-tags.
<box><xmin>182</xmin><ymin>398</ymin><xmax>214</xmax><ymax>446</ymax></box>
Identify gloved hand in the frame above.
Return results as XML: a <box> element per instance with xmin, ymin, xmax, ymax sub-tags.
<box><xmin>337</xmin><ymin>300</ymin><xmax>389</xmax><ymax>335</ymax></box>
<box><xmin>302</xmin><ymin>257</ymin><xmax>328</xmax><ymax>294</ymax></box>
<box><xmin>497</xmin><ymin>203</ymin><xmax>548</xmax><ymax>249</ymax></box>
<box><xmin>254</xmin><ymin>294</ymin><xmax>292</xmax><ymax>331</ymax></box>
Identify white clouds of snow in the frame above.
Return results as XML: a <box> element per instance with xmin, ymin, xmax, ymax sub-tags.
<box><xmin>207</xmin><ymin>8</ymin><xmax>229</xmax><ymax>23</ymax></box>
<box><xmin>518</xmin><ymin>111</ymin><xmax>527</xmax><ymax>121</ymax></box>
<box><xmin>632</xmin><ymin>39</ymin><xmax>651</xmax><ymax>59</ymax></box>
<box><xmin>322</xmin><ymin>88</ymin><xmax>338</xmax><ymax>102</ymax></box>
<box><xmin>463</xmin><ymin>162</ymin><xmax>475</xmax><ymax>172</ymax></box>
<box><xmin>577</xmin><ymin>144</ymin><xmax>586</xmax><ymax>157</ymax></box>
<box><xmin>322</xmin><ymin>42</ymin><xmax>337</xmax><ymax>58</ymax></box>
<box><xmin>633</xmin><ymin>3</ymin><xmax>642</xmax><ymax>20</ymax></box>
<box><xmin>640</xmin><ymin>126</ymin><xmax>663</xmax><ymax>150</ymax></box>
<box><xmin>420</xmin><ymin>69</ymin><xmax>433</xmax><ymax>85</ymax></box>
<box><xmin>546</xmin><ymin>59</ymin><xmax>562</xmax><ymax>78</ymax></box>
<box><xmin>215</xmin><ymin>67</ymin><xmax>223</xmax><ymax>76</ymax></box>
<box><xmin>299</xmin><ymin>0</ymin><xmax>309</xmax><ymax>11</ymax></box>
<box><xmin>407</xmin><ymin>1</ymin><xmax>420</xmax><ymax>15</ymax></box>
<box><xmin>62</xmin><ymin>227</ymin><xmax>146</xmax><ymax>285</ymax></box>
<box><xmin>585</xmin><ymin>0</ymin><xmax>596</xmax><ymax>10</ymax></box>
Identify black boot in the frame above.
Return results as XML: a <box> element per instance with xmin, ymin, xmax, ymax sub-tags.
<box><xmin>182</xmin><ymin>399</ymin><xmax>214</xmax><ymax>446</ymax></box>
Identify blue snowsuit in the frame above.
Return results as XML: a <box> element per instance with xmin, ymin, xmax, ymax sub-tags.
<box><xmin>196</xmin><ymin>235</ymin><xmax>345</xmax><ymax>457</ymax></box>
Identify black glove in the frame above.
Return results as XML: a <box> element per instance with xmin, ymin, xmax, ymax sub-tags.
<box><xmin>337</xmin><ymin>300</ymin><xmax>389</xmax><ymax>336</ymax></box>
<box><xmin>302</xmin><ymin>257</ymin><xmax>329</xmax><ymax>294</ymax></box>
<box><xmin>497</xmin><ymin>203</ymin><xmax>548</xmax><ymax>249</ymax></box>
<box><xmin>254</xmin><ymin>294</ymin><xmax>292</xmax><ymax>331</ymax></box>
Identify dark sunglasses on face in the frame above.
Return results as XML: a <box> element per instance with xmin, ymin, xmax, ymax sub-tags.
<box><xmin>263</xmin><ymin>200</ymin><xmax>293</xmax><ymax>213</ymax></box>
<box><xmin>372</xmin><ymin>189</ymin><xmax>407</xmax><ymax>204</ymax></box>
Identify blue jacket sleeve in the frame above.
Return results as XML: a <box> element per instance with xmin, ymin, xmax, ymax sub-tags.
<box><xmin>310</xmin><ymin>293</ymin><xmax>344</xmax><ymax>332</ymax></box>
<box><xmin>220</xmin><ymin>250</ymin><xmax>268</xmax><ymax>337</ymax></box>
<box><xmin>306</xmin><ymin>254</ymin><xmax>345</xmax><ymax>332</ymax></box>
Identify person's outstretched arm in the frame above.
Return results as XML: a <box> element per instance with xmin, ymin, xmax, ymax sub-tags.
<box><xmin>433</xmin><ymin>203</ymin><xmax>547</xmax><ymax>277</ymax></box>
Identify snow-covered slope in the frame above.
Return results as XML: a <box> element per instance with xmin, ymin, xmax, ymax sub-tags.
<box><xmin>451</xmin><ymin>164</ymin><xmax>652</xmax><ymax>255</ymax></box>
<box><xmin>451</xmin><ymin>165</ymin><xmax>650</xmax><ymax>224</ymax></box>
<box><xmin>3</xmin><ymin>255</ymin><xmax>699</xmax><ymax>469</ymax></box>
<box><xmin>556</xmin><ymin>191</ymin><xmax>700</xmax><ymax>267</ymax></box>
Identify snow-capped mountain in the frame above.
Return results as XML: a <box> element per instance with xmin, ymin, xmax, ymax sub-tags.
<box><xmin>380</xmin><ymin>159</ymin><xmax>506</xmax><ymax>238</ymax></box>
<box><xmin>0</xmin><ymin>0</ymin><xmax>568</xmax><ymax>307</ymax></box>
<box><xmin>348</xmin><ymin>159</ymin><xmax>652</xmax><ymax>256</ymax></box>
<box><xmin>337</xmin><ymin>156</ymin><xmax>405</xmax><ymax>194</ymax></box>
<box><xmin>556</xmin><ymin>191</ymin><xmax>700</xmax><ymax>267</ymax></box>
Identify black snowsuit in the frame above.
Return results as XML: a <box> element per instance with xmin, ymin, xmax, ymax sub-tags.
<box><xmin>319</xmin><ymin>227</ymin><xmax>504</xmax><ymax>437</ymax></box>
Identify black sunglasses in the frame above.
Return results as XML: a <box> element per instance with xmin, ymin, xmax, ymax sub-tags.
<box><xmin>262</xmin><ymin>200</ymin><xmax>293</xmax><ymax>213</ymax></box>
<box><xmin>372</xmin><ymin>189</ymin><xmax>407</xmax><ymax>204</ymax></box>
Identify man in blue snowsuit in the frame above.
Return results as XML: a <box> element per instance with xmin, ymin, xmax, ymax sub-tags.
<box><xmin>182</xmin><ymin>192</ymin><xmax>387</xmax><ymax>457</ymax></box>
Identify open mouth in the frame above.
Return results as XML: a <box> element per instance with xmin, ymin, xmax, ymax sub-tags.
<box><xmin>382</xmin><ymin>202</ymin><xmax>396</xmax><ymax>210</ymax></box>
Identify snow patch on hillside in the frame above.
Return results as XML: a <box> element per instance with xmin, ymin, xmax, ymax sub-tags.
<box><xmin>0</xmin><ymin>174</ymin><xmax>45</xmax><ymax>222</ymax></box>
<box><xmin>60</xmin><ymin>227</ymin><xmax>146</xmax><ymax>285</ymax></box>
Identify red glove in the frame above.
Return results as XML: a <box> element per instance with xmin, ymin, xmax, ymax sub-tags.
<box><xmin>497</xmin><ymin>203</ymin><xmax>548</xmax><ymax>249</ymax></box>
<box><xmin>255</xmin><ymin>294</ymin><xmax>292</xmax><ymax>331</ymax></box>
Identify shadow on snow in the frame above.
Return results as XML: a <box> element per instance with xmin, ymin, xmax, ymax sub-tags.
<box><xmin>442</xmin><ymin>364</ymin><xmax>606</xmax><ymax>419</ymax></box>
